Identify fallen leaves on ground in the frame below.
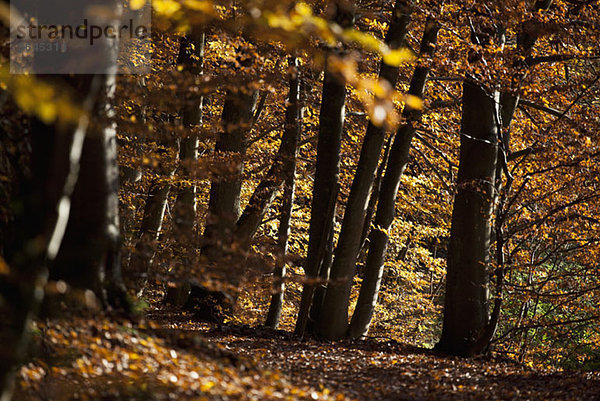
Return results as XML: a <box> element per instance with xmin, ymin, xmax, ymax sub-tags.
<box><xmin>15</xmin><ymin>307</ymin><xmax>600</xmax><ymax>400</ymax></box>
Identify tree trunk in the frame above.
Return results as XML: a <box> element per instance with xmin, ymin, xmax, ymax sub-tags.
<box><xmin>473</xmin><ymin>0</ymin><xmax>553</xmax><ymax>353</ymax></box>
<box><xmin>1</xmin><ymin>2</ymin><xmax>123</xmax><ymax>397</ymax></box>
<box><xmin>294</xmin><ymin>1</ymin><xmax>356</xmax><ymax>335</ymax></box>
<box><xmin>235</xmin><ymin>58</ymin><xmax>302</xmax><ymax>246</ymax></box>
<box><xmin>315</xmin><ymin>0</ymin><xmax>414</xmax><ymax>340</ymax></box>
<box><xmin>51</xmin><ymin>74</ymin><xmax>129</xmax><ymax>309</ymax></box>
<box><xmin>0</xmin><ymin>75</ymin><xmax>101</xmax><ymax>401</ymax></box>
<box><xmin>347</xmin><ymin>19</ymin><xmax>440</xmax><ymax>340</ymax></box>
<box><xmin>127</xmin><ymin>169</ymin><xmax>175</xmax><ymax>294</ymax></box>
<box><xmin>260</xmin><ymin>57</ymin><xmax>302</xmax><ymax>328</ymax></box>
<box><xmin>264</xmin><ymin>173</ymin><xmax>296</xmax><ymax>328</ymax></box>
<box><xmin>202</xmin><ymin>89</ymin><xmax>257</xmax><ymax>254</ymax></box>
<box><xmin>173</xmin><ymin>29</ymin><xmax>205</xmax><ymax>242</ymax></box>
<box><xmin>359</xmin><ymin>135</ymin><xmax>392</xmax><ymax>253</ymax></box>
<box><xmin>435</xmin><ymin>78</ymin><xmax>500</xmax><ymax>356</ymax></box>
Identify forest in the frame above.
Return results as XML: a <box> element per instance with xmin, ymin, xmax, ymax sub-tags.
<box><xmin>1</xmin><ymin>0</ymin><xmax>599</xmax><ymax>399</ymax></box>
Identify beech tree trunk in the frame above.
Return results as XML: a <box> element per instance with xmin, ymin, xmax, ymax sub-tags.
<box><xmin>315</xmin><ymin>0</ymin><xmax>414</xmax><ymax>340</ymax></box>
<box><xmin>294</xmin><ymin>0</ymin><xmax>356</xmax><ymax>335</ymax></box>
<box><xmin>235</xmin><ymin>58</ymin><xmax>302</xmax><ymax>247</ymax></box>
<box><xmin>264</xmin><ymin>60</ymin><xmax>302</xmax><ymax>324</ymax></box>
<box><xmin>174</xmin><ymin>29</ymin><xmax>205</xmax><ymax>242</ymax></box>
<box><xmin>201</xmin><ymin>88</ymin><xmax>257</xmax><ymax>263</ymax></box>
<box><xmin>0</xmin><ymin>76</ymin><xmax>101</xmax><ymax>401</ymax></box>
<box><xmin>473</xmin><ymin>0</ymin><xmax>553</xmax><ymax>353</ymax></box>
<box><xmin>51</xmin><ymin>74</ymin><xmax>129</xmax><ymax>309</ymax></box>
<box><xmin>1</xmin><ymin>2</ymin><xmax>123</xmax><ymax>398</ymax></box>
<box><xmin>127</xmin><ymin>168</ymin><xmax>175</xmax><ymax>293</ymax></box>
<box><xmin>359</xmin><ymin>135</ymin><xmax>392</xmax><ymax>253</ymax></box>
<box><xmin>435</xmin><ymin>79</ymin><xmax>500</xmax><ymax>356</ymax></box>
<box><xmin>346</xmin><ymin>19</ymin><xmax>440</xmax><ymax>340</ymax></box>
<box><xmin>132</xmin><ymin>31</ymin><xmax>203</xmax><ymax>300</ymax></box>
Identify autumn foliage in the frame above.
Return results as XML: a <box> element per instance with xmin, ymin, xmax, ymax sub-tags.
<box><xmin>1</xmin><ymin>0</ymin><xmax>600</xmax><ymax>400</ymax></box>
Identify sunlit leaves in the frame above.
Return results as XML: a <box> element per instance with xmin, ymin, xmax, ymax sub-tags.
<box><xmin>129</xmin><ymin>0</ymin><xmax>147</xmax><ymax>10</ymax></box>
<box><xmin>152</xmin><ymin>0</ymin><xmax>182</xmax><ymax>16</ymax></box>
<box><xmin>0</xmin><ymin>68</ymin><xmax>83</xmax><ymax>125</ymax></box>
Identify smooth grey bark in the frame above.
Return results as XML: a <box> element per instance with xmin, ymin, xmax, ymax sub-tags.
<box><xmin>264</xmin><ymin>172</ymin><xmax>296</xmax><ymax>328</ymax></box>
<box><xmin>173</xmin><ymin>29</ymin><xmax>205</xmax><ymax>241</ymax></box>
<box><xmin>127</xmin><ymin>168</ymin><xmax>175</xmax><ymax>294</ymax></box>
<box><xmin>294</xmin><ymin>61</ymin><xmax>345</xmax><ymax>334</ymax></box>
<box><xmin>473</xmin><ymin>0</ymin><xmax>554</xmax><ymax>353</ymax></box>
<box><xmin>435</xmin><ymin>78</ymin><xmax>500</xmax><ymax>356</ymax></box>
<box><xmin>294</xmin><ymin>0</ymin><xmax>357</xmax><ymax>335</ymax></box>
<box><xmin>315</xmin><ymin>0</ymin><xmax>414</xmax><ymax>340</ymax></box>
<box><xmin>359</xmin><ymin>135</ymin><xmax>392</xmax><ymax>253</ymax></box>
<box><xmin>347</xmin><ymin>19</ymin><xmax>440</xmax><ymax>340</ymax></box>
<box><xmin>134</xmin><ymin>31</ymin><xmax>203</xmax><ymax>301</ymax></box>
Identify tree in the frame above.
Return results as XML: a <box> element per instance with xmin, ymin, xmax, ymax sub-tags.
<box><xmin>436</xmin><ymin>0</ymin><xmax>557</xmax><ymax>356</ymax></box>
<box><xmin>347</xmin><ymin>17</ymin><xmax>441</xmax><ymax>340</ymax></box>
<box><xmin>201</xmin><ymin>87</ymin><xmax>258</xmax><ymax>259</ymax></box>
<box><xmin>265</xmin><ymin>57</ymin><xmax>303</xmax><ymax>328</ymax></box>
<box><xmin>315</xmin><ymin>0</ymin><xmax>415</xmax><ymax>340</ymax></box>
<box><xmin>128</xmin><ymin>28</ymin><xmax>205</xmax><ymax>294</ymax></box>
<box><xmin>295</xmin><ymin>0</ymin><xmax>356</xmax><ymax>335</ymax></box>
<box><xmin>0</xmin><ymin>1</ymin><xmax>127</xmax><ymax>398</ymax></box>
<box><xmin>173</xmin><ymin>27</ymin><xmax>206</xmax><ymax>242</ymax></box>
<box><xmin>50</xmin><ymin>74</ymin><xmax>129</xmax><ymax>309</ymax></box>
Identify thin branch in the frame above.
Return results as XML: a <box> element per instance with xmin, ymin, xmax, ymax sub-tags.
<box><xmin>518</xmin><ymin>99</ymin><xmax>565</xmax><ymax>118</ymax></box>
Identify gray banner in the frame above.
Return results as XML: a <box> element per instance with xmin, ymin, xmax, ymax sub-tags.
<box><xmin>10</xmin><ymin>0</ymin><xmax>152</xmax><ymax>74</ymax></box>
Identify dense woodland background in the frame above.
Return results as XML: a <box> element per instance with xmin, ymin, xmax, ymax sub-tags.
<box><xmin>1</xmin><ymin>0</ymin><xmax>600</xmax><ymax>399</ymax></box>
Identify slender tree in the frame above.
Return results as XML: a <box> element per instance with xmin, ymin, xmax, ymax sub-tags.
<box><xmin>201</xmin><ymin>87</ymin><xmax>258</xmax><ymax>258</ymax></box>
<box><xmin>128</xmin><ymin>29</ymin><xmax>205</xmax><ymax>293</ymax></box>
<box><xmin>314</xmin><ymin>0</ymin><xmax>415</xmax><ymax>339</ymax></box>
<box><xmin>265</xmin><ymin>57</ymin><xmax>303</xmax><ymax>328</ymax></box>
<box><xmin>173</xmin><ymin>28</ymin><xmax>206</xmax><ymax>242</ymax></box>
<box><xmin>295</xmin><ymin>0</ymin><xmax>356</xmax><ymax>335</ymax></box>
<box><xmin>345</xmin><ymin>18</ymin><xmax>441</xmax><ymax>340</ymax></box>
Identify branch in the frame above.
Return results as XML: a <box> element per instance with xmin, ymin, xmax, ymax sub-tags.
<box><xmin>427</xmin><ymin>76</ymin><xmax>462</xmax><ymax>82</ymax></box>
<box><xmin>518</xmin><ymin>99</ymin><xmax>565</xmax><ymax>118</ymax></box>
<box><xmin>525</xmin><ymin>54</ymin><xmax>600</xmax><ymax>65</ymax></box>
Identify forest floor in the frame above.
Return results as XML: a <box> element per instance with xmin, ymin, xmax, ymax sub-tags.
<box><xmin>14</xmin><ymin>304</ymin><xmax>600</xmax><ymax>401</ymax></box>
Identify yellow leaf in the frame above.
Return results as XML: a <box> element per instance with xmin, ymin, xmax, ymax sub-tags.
<box><xmin>153</xmin><ymin>0</ymin><xmax>181</xmax><ymax>16</ymax></box>
<box><xmin>295</xmin><ymin>2</ymin><xmax>312</xmax><ymax>17</ymax></box>
<box><xmin>404</xmin><ymin>94</ymin><xmax>423</xmax><ymax>110</ymax></box>
<box><xmin>184</xmin><ymin>0</ymin><xmax>213</xmax><ymax>13</ymax></box>
<box><xmin>200</xmin><ymin>381</ymin><xmax>215</xmax><ymax>391</ymax></box>
<box><xmin>383</xmin><ymin>48</ymin><xmax>415</xmax><ymax>66</ymax></box>
<box><xmin>344</xmin><ymin>29</ymin><xmax>384</xmax><ymax>53</ymax></box>
<box><xmin>129</xmin><ymin>0</ymin><xmax>146</xmax><ymax>10</ymax></box>
<box><xmin>37</xmin><ymin>101</ymin><xmax>58</xmax><ymax>124</ymax></box>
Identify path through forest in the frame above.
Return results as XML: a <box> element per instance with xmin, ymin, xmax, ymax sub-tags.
<box><xmin>14</xmin><ymin>306</ymin><xmax>600</xmax><ymax>400</ymax></box>
<box><xmin>153</xmin><ymin>309</ymin><xmax>600</xmax><ymax>401</ymax></box>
